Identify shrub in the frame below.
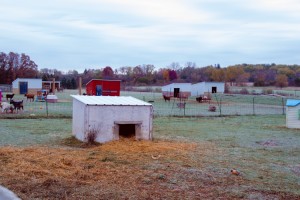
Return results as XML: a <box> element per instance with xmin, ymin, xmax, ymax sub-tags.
<box><xmin>262</xmin><ymin>88</ymin><xmax>273</xmax><ymax>95</ymax></box>
<box><xmin>86</xmin><ymin>129</ymin><xmax>98</xmax><ymax>144</ymax></box>
<box><xmin>240</xmin><ymin>88</ymin><xmax>249</xmax><ymax>94</ymax></box>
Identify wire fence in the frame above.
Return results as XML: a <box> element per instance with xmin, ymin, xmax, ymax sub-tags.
<box><xmin>0</xmin><ymin>89</ymin><xmax>293</xmax><ymax>118</ymax></box>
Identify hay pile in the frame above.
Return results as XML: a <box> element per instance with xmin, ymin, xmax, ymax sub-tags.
<box><xmin>0</xmin><ymin>139</ymin><xmax>215</xmax><ymax>199</ymax></box>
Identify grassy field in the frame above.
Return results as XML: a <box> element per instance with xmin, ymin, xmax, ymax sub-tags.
<box><xmin>0</xmin><ymin>115</ymin><xmax>299</xmax><ymax>199</ymax></box>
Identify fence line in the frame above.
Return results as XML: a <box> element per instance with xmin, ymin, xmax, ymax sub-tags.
<box><xmin>0</xmin><ymin>90</ymin><xmax>293</xmax><ymax>118</ymax></box>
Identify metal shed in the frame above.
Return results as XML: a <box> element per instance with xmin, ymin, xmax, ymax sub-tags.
<box><xmin>191</xmin><ymin>82</ymin><xmax>225</xmax><ymax>97</ymax></box>
<box><xmin>71</xmin><ymin>95</ymin><xmax>153</xmax><ymax>143</ymax></box>
<box><xmin>286</xmin><ymin>99</ymin><xmax>300</xmax><ymax>129</ymax></box>
<box><xmin>86</xmin><ymin>79</ymin><xmax>121</xmax><ymax>96</ymax></box>
<box><xmin>12</xmin><ymin>78</ymin><xmax>42</xmax><ymax>94</ymax></box>
<box><xmin>161</xmin><ymin>83</ymin><xmax>192</xmax><ymax>98</ymax></box>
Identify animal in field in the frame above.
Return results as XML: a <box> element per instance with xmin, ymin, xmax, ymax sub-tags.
<box><xmin>163</xmin><ymin>95</ymin><xmax>171</xmax><ymax>102</ymax></box>
<box><xmin>0</xmin><ymin>185</ymin><xmax>21</xmax><ymax>200</ymax></box>
<box><xmin>6</xmin><ymin>93</ymin><xmax>14</xmax><ymax>101</ymax></box>
<box><xmin>10</xmin><ymin>100</ymin><xmax>24</xmax><ymax>112</ymax></box>
<box><xmin>196</xmin><ymin>96</ymin><xmax>202</xmax><ymax>103</ymax></box>
<box><xmin>24</xmin><ymin>93</ymin><xmax>35</xmax><ymax>102</ymax></box>
<box><xmin>0</xmin><ymin>102</ymin><xmax>14</xmax><ymax>113</ymax></box>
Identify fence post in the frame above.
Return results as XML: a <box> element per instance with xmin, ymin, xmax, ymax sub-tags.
<box><xmin>282</xmin><ymin>97</ymin><xmax>285</xmax><ymax>115</ymax></box>
<box><xmin>46</xmin><ymin>98</ymin><xmax>49</xmax><ymax>117</ymax></box>
<box><xmin>219</xmin><ymin>96</ymin><xmax>222</xmax><ymax>116</ymax></box>
<box><xmin>253</xmin><ymin>97</ymin><xmax>255</xmax><ymax>115</ymax></box>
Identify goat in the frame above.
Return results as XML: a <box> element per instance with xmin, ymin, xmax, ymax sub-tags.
<box><xmin>163</xmin><ymin>95</ymin><xmax>171</xmax><ymax>102</ymax></box>
<box><xmin>0</xmin><ymin>102</ymin><xmax>14</xmax><ymax>113</ymax></box>
<box><xmin>10</xmin><ymin>100</ymin><xmax>24</xmax><ymax>112</ymax></box>
<box><xmin>6</xmin><ymin>93</ymin><xmax>14</xmax><ymax>101</ymax></box>
<box><xmin>24</xmin><ymin>93</ymin><xmax>35</xmax><ymax>102</ymax></box>
<box><xmin>0</xmin><ymin>185</ymin><xmax>21</xmax><ymax>200</ymax></box>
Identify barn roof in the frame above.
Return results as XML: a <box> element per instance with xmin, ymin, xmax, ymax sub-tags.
<box><xmin>286</xmin><ymin>99</ymin><xmax>300</xmax><ymax>107</ymax></box>
<box><xmin>71</xmin><ymin>95</ymin><xmax>152</xmax><ymax>106</ymax></box>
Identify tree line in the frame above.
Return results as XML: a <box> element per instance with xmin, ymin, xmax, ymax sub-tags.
<box><xmin>1</xmin><ymin>52</ymin><xmax>300</xmax><ymax>88</ymax></box>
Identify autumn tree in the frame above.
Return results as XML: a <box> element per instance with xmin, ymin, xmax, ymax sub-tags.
<box><xmin>275</xmin><ymin>74</ymin><xmax>288</xmax><ymax>88</ymax></box>
<box><xmin>102</xmin><ymin>66</ymin><xmax>114</xmax><ymax>79</ymax></box>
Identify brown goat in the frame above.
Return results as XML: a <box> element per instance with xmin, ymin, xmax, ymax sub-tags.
<box><xmin>24</xmin><ymin>93</ymin><xmax>35</xmax><ymax>102</ymax></box>
<box><xmin>163</xmin><ymin>95</ymin><xmax>171</xmax><ymax>102</ymax></box>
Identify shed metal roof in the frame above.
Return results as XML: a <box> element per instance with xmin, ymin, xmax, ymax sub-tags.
<box><xmin>71</xmin><ymin>95</ymin><xmax>152</xmax><ymax>106</ymax></box>
<box><xmin>286</xmin><ymin>99</ymin><xmax>300</xmax><ymax>107</ymax></box>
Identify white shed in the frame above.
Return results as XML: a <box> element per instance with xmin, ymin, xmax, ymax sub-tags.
<box><xmin>191</xmin><ymin>82</ymin><xmax>225</xmax><ymax>96</ymax></box>
<box><xmin>12</xmin><ymin>78</ymin><xmax>42</xmax><ymax>94</ymax></box>
<box><xmin>286</xmin><ymin>99</ymin><xmax>300</xmax><ymax>129</ymax></box>
<box><xmin>71</xmin><ymin>95</ymin><xmax>153</xmax><ymax>143</ymax></box>
<box><xmin>161</xmin><ymin>83</ymin><xmax>192</xmax><ymax>98</ymax></box>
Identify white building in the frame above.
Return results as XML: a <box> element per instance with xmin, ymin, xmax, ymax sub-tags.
<box><xmin>191</xmin><ymin>82</ymin><xmax>225</xmax><ymax>96</ymax></box>
<box><xmin>71</xmin><ymin>95</ymin><xmax>153</xmax><ymax>143</ymax></box>
<box><xmin>161</xmin><ymin>83</ymin><xmax>192</xmax><ymax>98</ymax></box>
<box><xmin>286</xmin><ymin>99</ymin><xmax>300</xmax><ymax>129</ymax></box>
<box><xmin>12</xmin><ymin>78</ymin><xmax>42</xmax><ymax>94</ymax></box>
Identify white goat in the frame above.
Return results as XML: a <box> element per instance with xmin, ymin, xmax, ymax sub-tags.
<box><xmin>0</xmin><ymin>185</ymin><xmax>21</xmax><ymax>200</ymax></box>
<box><xmin>0</xmin><ymin>102</ymin><xmax>14</xmax><ymax>113</ymax></box>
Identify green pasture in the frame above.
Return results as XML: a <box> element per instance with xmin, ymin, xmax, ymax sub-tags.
<box><xmin>0</xmin><ymin>115</ymin><xmax>299</xmax><ymax>196</ymax></box>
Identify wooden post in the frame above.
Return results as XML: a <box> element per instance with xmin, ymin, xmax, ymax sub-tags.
<box><xmin>52</xmin><ymin>78</ymin><xmax>55</xmax><ymax>94</ymax></box>
<box><xmin>79</xmin><ymin>77</ymin><xmax>82</xmax><ymax>95</ymax></box>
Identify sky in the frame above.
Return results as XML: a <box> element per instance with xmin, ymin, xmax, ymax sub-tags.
<box><xmin>1</xmin><ymin>0</ymin><xmax>300</xmax><ymax>72</ymax></box>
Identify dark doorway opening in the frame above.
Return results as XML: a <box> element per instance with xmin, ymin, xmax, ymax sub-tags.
<box><xmin>212</xmin><ymin>87</ymin><xmax>217</xmax><ymax>93</ymax></box>
<box><xmin>174</xmin><ymin>88</ymin><xmax>180</xmax><ymax>97</ymax></box>
<box><xmin>119</xmin><ymin>124</ymin><xmax>135</xmax><ymax>138</ymax></box>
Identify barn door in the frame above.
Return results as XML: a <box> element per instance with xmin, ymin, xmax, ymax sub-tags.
<box><xmin>174</xmin><ymin>88</ymin><xmax>180</xmax><ymax>97</ymax></box>
<box><xmin>19</xmin><ymin>82</ymin><xmax>28</xmax><ymax>94</ymax></box>
<box><xmin>212</xmin><ymin>87</ymin><xmax>217</xmax><ymax>93</ymax></box>
<box><xmin>96</xmin><ymin>85</ymin><xmax>102</xmax><ymax>96</ymax></box>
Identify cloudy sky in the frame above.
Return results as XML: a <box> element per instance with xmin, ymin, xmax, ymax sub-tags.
<box><xmin>1</xmin><ymin>0</ymin><xmax>300</xmax><ymax>72</ymax></box>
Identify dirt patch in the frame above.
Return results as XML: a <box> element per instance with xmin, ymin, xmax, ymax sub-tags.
<box><xmin>290</xmin><ymin>165</ymin><xmax>300</xmax><ymax>176</ymax></box>
<box><xmin>256</xmin><ymin>139</ymin><xmax>280</xmax><ymax>147</ymax></box>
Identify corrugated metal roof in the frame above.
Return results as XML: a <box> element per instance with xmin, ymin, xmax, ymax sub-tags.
<box><xmin>286</xmin><ymin>99</ymin><xmax>300</xmax><ymax>107</ymax></box>
<box><xmin>71</xmin><ymin>95</ymin><xmax>152</xmax><ymax>106</ymax></box>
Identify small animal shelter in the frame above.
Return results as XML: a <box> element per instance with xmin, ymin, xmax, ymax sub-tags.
<box><xmin>12</xmin><ymin>78</ymin><xmax>42</xmax><ymax>94</ymax></box>
<box><xmin>71</xmin><ymin>95</ymin><xmax>153</xmax><ymax>143</ymax></box>
<box><xmin>286</xmin><ymin>99</ymin><xmax>300</xmax><ymax>129</ymax></box>
<box><xmin>85</xmin><ymin>79</ymin><xmax>121</xmax><ymax>96</ymax></box>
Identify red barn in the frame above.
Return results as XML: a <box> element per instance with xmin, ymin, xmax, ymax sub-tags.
<box><xmin>86</xmin><ymin>79</ymin><xmax>121</xmax><ymax>96</ymax></box>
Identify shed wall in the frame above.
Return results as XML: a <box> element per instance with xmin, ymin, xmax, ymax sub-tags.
<box><xmin>72</xmin><ymin>99</ymin><xmax>87</xmax><ymax>141</ymax></box>
<box><xmin>191</xmin><ymin>82</ymin><xmax>224</xmax><ymax>96</ymax></box>
<box><xmin>286</xmin><ymin>106</ymin><xmax>300</xmax><ymax>128</ymax></box>
<box><xmin>12</xmin><ymin>79</ymin><xmax>42</xmax><ymax>94</ymax></box>
<box><xmin>72</xmin><ymin>103</ymin><xmax>152</xmax><ymax>143</ymax></box>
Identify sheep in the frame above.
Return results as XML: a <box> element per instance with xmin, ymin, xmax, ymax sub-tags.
<box><xmin>24</xmin><ymin>93</ymin><xmax>35</xmax><ymax>102</ymax></box>
<box><xmin>0</xmin><ymin>185</ymin><xmax>21</xmax><ymax>200</ymax></box>
<box><xmin>0</xmin><ymin>102</ymin><xmax>14</xmax><ymax>113</ymax></box>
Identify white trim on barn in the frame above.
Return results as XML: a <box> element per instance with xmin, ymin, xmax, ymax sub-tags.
<box><xmin>286</xmin><ymin>99</ymin><xmax>300</xmax><ymax>129</ymax></box>
<box><xmin>12</xmin><ymin>78</ymin><xmax>42</xmax><ymax>94</ymax></box>
<box><xmin>191</xmin><ymin>82</ymin><xmax>225</xmax><ymax>96</ymax></box>
<box><xmin>71</xmin><ymin>95</ymin><xmax>153</xmax><ymax>143</ymax></box>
